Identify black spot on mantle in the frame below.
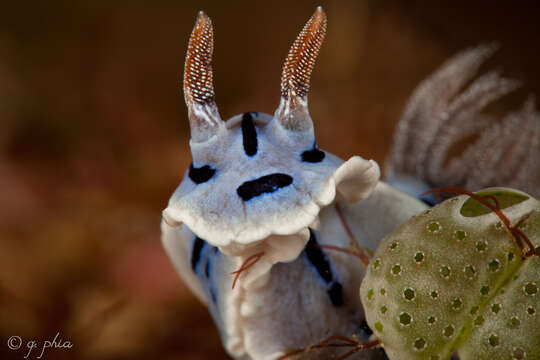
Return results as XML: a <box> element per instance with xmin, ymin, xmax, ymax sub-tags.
<box><xmin>241</xmin><ymin>112</ymin><xmax>258</xmax><ymax>157</ymax></box>
<box><xmin>189</xmin><ymin>163</ymin><xmax>216</xmax><ymax>184</ymax></box>
<box><xmin>301</xmin><ymin>145</ymin><xmax>325</xmax><ymax>163</ymax></box>
<box><xmin>236</xmin><ymin>173</ymin><xmax>293</xmax><ymax>201</ymax></box>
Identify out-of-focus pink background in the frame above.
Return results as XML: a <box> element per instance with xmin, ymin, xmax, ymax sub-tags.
<box><xmin>1</xmin><ymin>1</ymin><xmax>539</xmax><ymax>359</ymax></box>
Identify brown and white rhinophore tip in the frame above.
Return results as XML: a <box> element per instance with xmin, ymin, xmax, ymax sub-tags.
<box><xmin>184</xmin><ymin>11</ymin><xmax>223</xmax><ymax>143</ymax></box>
<box><xmin>276</xmin><ymin>6</ymin><xmax>327</xmax><ymax>132</ymax></box>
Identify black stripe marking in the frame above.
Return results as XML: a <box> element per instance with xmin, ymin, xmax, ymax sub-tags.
<box><xmin>305</xmin><ymin>230</ymin><xmax>333</xmax><ymax>283</ymax></box>
<box><xmin>328</xmin><ymin>282</ymin><xmax>344</xmax><ymax>307</ymax></box>
<box><xmin>241</xmin><ymin>112</ymin><xmax>258</xmax><ymax>156</ymax></box>
<box><xmin>204</xmin><ymin>260</ymin><xmax>210</xmax><ymax>278</ymax></box>
<box><xmin>189</xmin><ymin>163</ymin><xmax>216</xmax><ymax>184</ymax></box>
<box><xmin>301</xmin><ymin>145</ymin><xmax>325</xmax><ymax>163</ymax></box>
<box><xmin>209</xmin><ymin>284</ymin><xmax>217</xmax><ymax>304</ymax></box>
<box><xmin>205</xmin><ymin>259</ymin><xmax>218</xmax><ymax>304</ymax></box>
<box><xmin>190</xmin><ymin>237</ymin><xmax>206</xmax><ymax>272</ymax></box>
<box><xmin>377</xmin><ymin>348</ymin><xmax>389</xmax><ymax>359</ymax></box>
<box><xmin>305</xmin><ymin>229</ymin><xmax>344</xmax><ymax>307</ymax></box>
<box><xmin>236</xmin><ymin>173</ymin><xmax>293</xmax><ymax>201</ymax></box>
<box><xmin>359</xmin><ymin>320</ymin><xmax>373</xmax><ymax>337</ymax></box>
<box><xmin>421</xmin><ymin>197</ymin><xmax>436</xmax><ymax>206</ymax></box>
<box><xmin>191</xmin><ymin>239</ymin><xmax>218</xmax><ymax>305</ymax></box>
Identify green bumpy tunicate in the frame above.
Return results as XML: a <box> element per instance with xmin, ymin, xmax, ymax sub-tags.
<box><xmin>360</xmin><ymin>188</ymin><xmax>540</xmax><ymax>360</ymax></box>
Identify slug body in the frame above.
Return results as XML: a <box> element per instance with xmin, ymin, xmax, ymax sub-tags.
<box><xmin>161</xmin><ymin>8</ymin><xmax>426</xmax><ymax>360</ymax></box>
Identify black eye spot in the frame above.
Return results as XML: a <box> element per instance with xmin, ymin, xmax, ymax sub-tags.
<box><xmin>241</xmin><ymin>112</ymin><xmax>258</xmax><ymax>157</ymax></box>
<box><xmin>236</xmin><ymin>173</ymin><xmax>293</xmax><ymax>201</ymax></box>
<box><xmin>190</xmin><ymin>237</ymin><xmax>206</xmax><ymax>272</ymax></box>
<box><xmin>301</xmin><ymin>145</ymin><xmax>325</xmax><ymax>163</ymax></box>
<box><xmin>189</xmin><ymin>163</ymin><xmax>216</xmax><ymax>184</ymax></box>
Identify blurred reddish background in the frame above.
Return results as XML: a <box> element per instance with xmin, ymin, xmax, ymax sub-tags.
<box><xmin>0</xmin><ymin>1</ymin><xmax>539</xmax><ymax>359</ymax></box>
